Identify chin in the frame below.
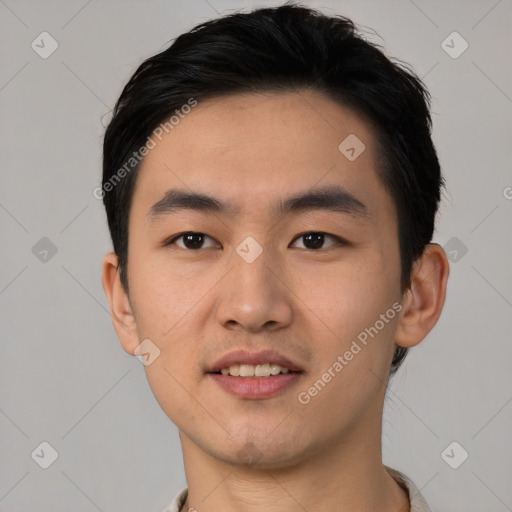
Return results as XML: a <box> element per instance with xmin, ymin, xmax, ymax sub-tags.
<box><xmin>205</xmin><ymin>429</ymin><xmax>312</xmax><ymax>470</ymax></box>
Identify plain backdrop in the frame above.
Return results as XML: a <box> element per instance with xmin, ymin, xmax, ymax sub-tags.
<box><xmin>1</xmin><ymin>1</ymin><xmax>511</xmax><ymax>511</ymax></box>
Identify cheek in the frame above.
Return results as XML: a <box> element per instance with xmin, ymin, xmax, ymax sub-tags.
<box><xmin>128</xmin><ymin>248</ymin><xmax>201</xmax><ymax>334</ymax></box>
<box><xmin>142</xmin><ymin>358</ymin><xmax>201</xmax><ymax>432</ymax></box>
<box><xmin>299</xmin><ymin>256</ymin><xmax>401</xmax><ymax>398</ymax></box>
<box><xmin>304</xmin><ymin>257</ymin><xmax>397</xmax><ymax>334</ymax></box>
<box><xmin>294</xmin><ymin>270</ymin><xmax>399</xmax><ymax>431</ymax></box>
<box><xmin>128</xmin><ymin>254</ymin><xmax>216</xmax><ymax>381</ymax></box>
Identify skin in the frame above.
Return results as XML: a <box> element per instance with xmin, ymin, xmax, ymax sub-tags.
<box><xmin>102</xmin><ymin>89</ymin><xmax>449</xmax><ymax>512</ymax></box>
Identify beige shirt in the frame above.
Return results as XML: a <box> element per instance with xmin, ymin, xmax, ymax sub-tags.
<box><xmin>163</xmin><ymin>466</ymin><xmax>431</xmax><ymax>512</ymax></box>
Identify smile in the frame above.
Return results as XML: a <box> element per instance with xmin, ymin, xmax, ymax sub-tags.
<box><xmin>217</xmin><ymin>363</ymin><xmax>292</xmax><ymax>377</ymax></box>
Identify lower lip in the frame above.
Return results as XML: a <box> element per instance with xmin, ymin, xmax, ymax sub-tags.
<box><xmin>209</xmin><ymin>373</ymin><xmax>302</xmax><ymax>399</ymax></box>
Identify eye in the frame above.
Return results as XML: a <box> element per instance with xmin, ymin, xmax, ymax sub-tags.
<box><xmin>290</xmin><ymin>232</ymin><xmax>343</xmax><ymax>250</ymax></box>
<box><xmin>164</xmin><ymin>232</ymin><xmax>220</xmax><ymax>250</ymax></box>
<box><xmin>163</xmin><ymin>231</ymin><xmax>345</xmax><ymax>251</ymax></box>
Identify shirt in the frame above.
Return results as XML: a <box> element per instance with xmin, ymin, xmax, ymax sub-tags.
<box><xmin>163</xmin><ymin>465</ymin><xmax>431</xmax><ymax>512</ymax></box>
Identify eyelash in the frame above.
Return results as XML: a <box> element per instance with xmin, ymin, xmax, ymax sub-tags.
<box><xmin>162</xmin><ymin>231</ymin><xmax>347</xmax><ymax>251</ymax></box>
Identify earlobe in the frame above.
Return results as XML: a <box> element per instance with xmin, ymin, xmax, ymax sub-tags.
<box><xmin>101</xmin><ymin>252</ymin><xmax>140</xmax><ymax>355</ymax></box>
<box><xmin>395</xmin><ymin>243</ymin><xmax>450</xmax><ymax>348</ymax></box>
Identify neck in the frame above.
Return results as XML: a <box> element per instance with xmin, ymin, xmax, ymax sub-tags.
<box><xmin>178</xmin><ymin>407</ymin><xmax>409</xmax><ymax>512</ymax></box>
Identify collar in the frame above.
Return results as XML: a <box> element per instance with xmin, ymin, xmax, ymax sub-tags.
<box><xmin>164</xmin><ymin>465</ymin><xmax>432</xmax><ymax>512</ymax></box>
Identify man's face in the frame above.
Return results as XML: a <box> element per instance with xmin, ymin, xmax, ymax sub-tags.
<box><xmin>124</xmin><ymin>90</ymin><xmax>403</xmax><ymax>467</ymax></box>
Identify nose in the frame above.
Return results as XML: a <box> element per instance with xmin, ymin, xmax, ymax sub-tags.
<box><xmin>215</xmin><ymin>247</ymin><xmax>294</xmax><ymax>333</ymax></box>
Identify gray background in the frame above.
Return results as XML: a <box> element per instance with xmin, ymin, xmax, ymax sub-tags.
<box><xmin>1</xmin><ymin>0</ymin><xmax>511</xmax><ymax>511</ymax></box>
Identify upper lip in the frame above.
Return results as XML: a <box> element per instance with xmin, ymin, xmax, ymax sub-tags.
<box><xmin>208</xmin><ymin>349</ymin><xmax>303</xmax><ymax>373</ymax></box>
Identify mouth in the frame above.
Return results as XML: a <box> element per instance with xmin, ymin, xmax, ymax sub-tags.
<box><xmin>213</xmin><ymin>363</ymin><xmax>298</xmax><ymax>377</ymax></box>
<box><xmin>206</xmin><ymin>349</ymin><xmax>304</xmax><ymax>399</ymax></box>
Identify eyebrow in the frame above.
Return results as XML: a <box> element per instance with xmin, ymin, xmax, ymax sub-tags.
<box><xmin>147</xmin><ymin>184</ymin><xmax>369</xmax><ymax>223</ymax></box>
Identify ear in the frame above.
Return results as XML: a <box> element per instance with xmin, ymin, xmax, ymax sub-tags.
<box><xmin>101</xmin><ymin>252</ymin><xmax>140</xmax><ymax>356</ymax></box>
<box><xmin>395</xmin><ymin>243</ymin><xmax>450</xmax><ymax>348</ymax></box>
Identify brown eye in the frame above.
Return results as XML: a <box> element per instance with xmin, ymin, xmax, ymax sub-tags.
<box><xmin>290</xmin><ymin>232</ymin><xmax>341</xmax><ymax>250</ymax></box>
<box><xmin>166</xmin><ymin>232</ymin><xmax>220</xmax><ymax>250</ymax></box>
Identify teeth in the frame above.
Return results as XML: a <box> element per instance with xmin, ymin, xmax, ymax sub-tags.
<box><xmin>255</xmin><ymin>364</ymin><xmax>271</xmax><ymax>377</ymax></box>
<box><xmin>239</xmin><ymin>364</ymin><xmax>255</xmax><ymax>377</ymax></box>
<box><xmin>219</xmin><ymin>363</ymin><xmax>292</xmax><ymax>377</ymax></box>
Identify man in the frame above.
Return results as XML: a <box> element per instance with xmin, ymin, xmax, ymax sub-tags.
<box><xmin>100</xmin><ymin>4</ymin><xmax>449</xmax><ymax>511</ymax></box>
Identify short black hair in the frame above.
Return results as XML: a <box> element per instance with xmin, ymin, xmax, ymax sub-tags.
<box><xmin>102</xmin><ymin>2</ymin><xmax>443</xmax><ymax>376</ymax></box>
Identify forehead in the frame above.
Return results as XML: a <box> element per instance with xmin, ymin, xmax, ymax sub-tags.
<box><xmin>132</xmin><ymin>90</ymin><xmax>392</xmax><ymax>222</ymax></box>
